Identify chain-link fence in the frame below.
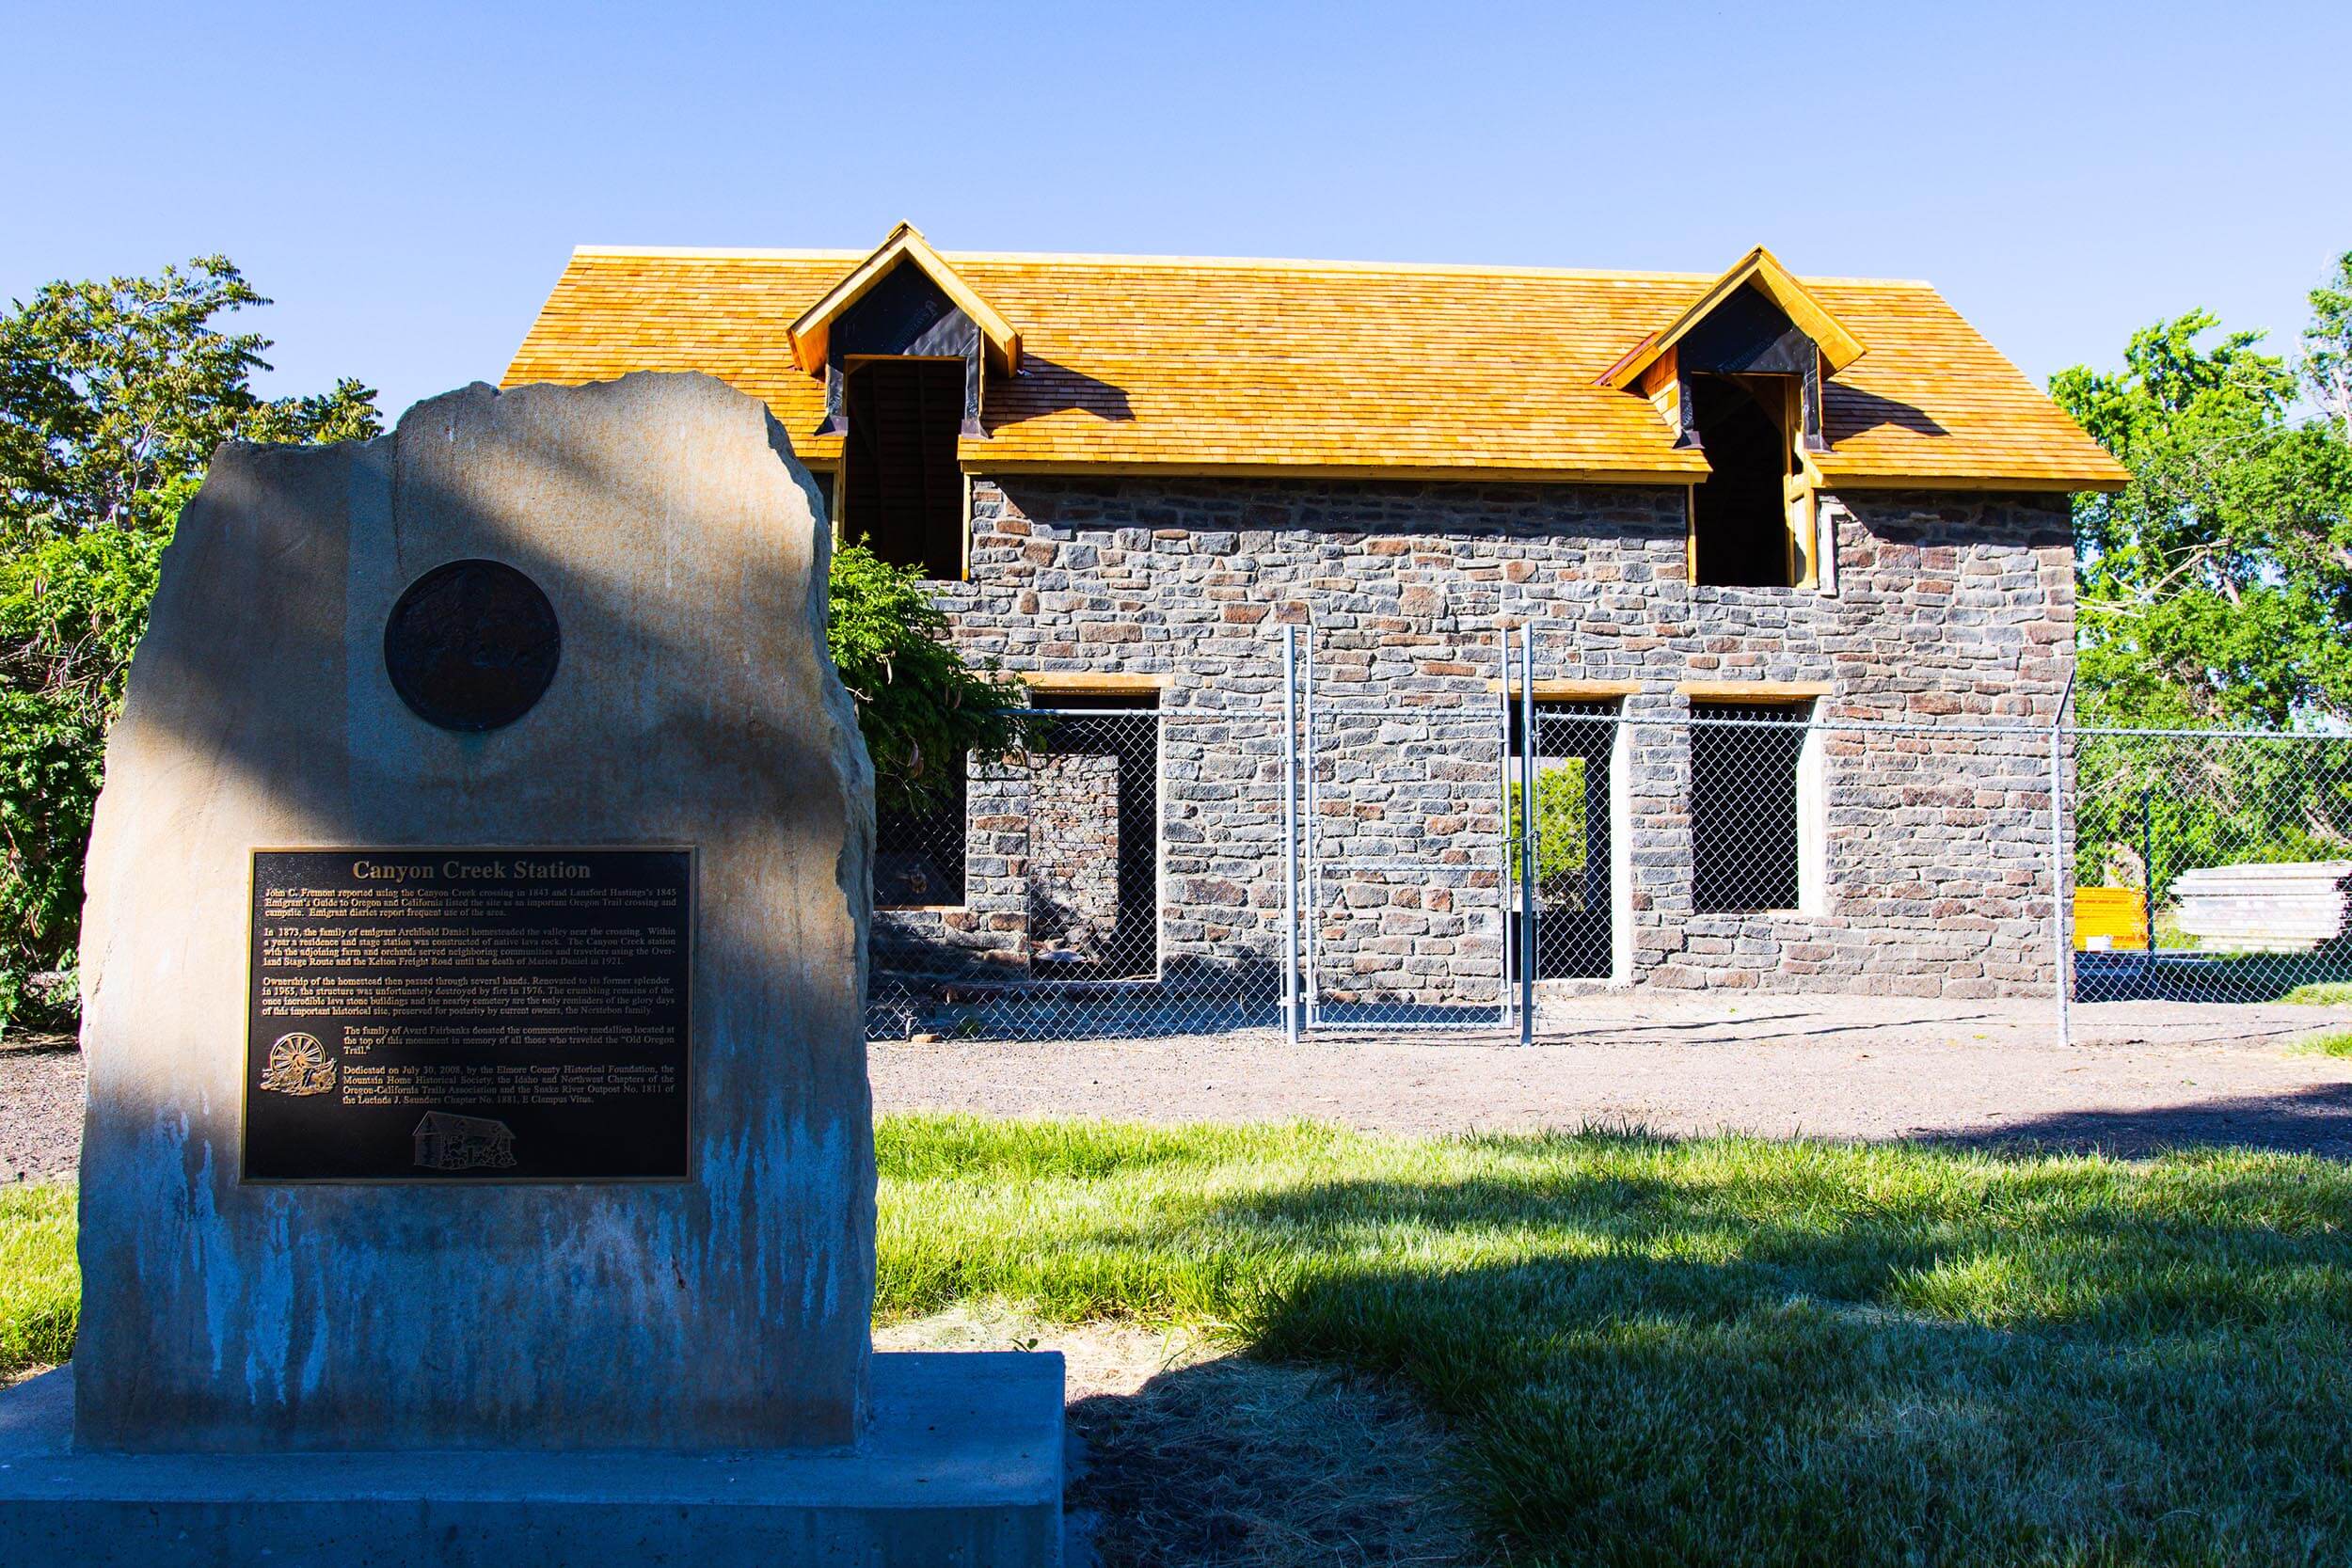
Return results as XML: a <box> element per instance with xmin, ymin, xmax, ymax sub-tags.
<box><xmin>861</xmin><ymin>628</ymin><xmax>2352</xmax><ymax>1044</ymax></box>
<box><xmin>2065</xmin><ymin>727</ymin><xmax>2352</xmax><ymax>1012</ymax></box>
<box><xmin>867</xmin><ymin>703</ymin><xmax>1295</xmax><ymax>1040</ymax></box>
<box><xmin>1298</xmin><ymin>682</ymin><xmax>1513</xmax><ymax>1033</ymax></box>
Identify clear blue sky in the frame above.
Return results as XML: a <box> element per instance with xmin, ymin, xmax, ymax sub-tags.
<box><xmin>8</xmin><ymin>1</ymin><xmax>2348</xmax><ymax>422</ymax></box>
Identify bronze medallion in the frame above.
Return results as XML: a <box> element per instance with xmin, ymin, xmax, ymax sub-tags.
<box><xmin>382</xmin><ymin>559</ymin><xmax>560</xmax><ymax>732</ymax></box>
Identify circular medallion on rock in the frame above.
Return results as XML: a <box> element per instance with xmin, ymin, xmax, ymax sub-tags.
<box><xmin>383</xmin><ymin>559</ymin><xmax>561</xmax><ymax>732</ymax></box>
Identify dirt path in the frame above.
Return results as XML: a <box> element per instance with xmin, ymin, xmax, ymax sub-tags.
<box><xmin>878</xmin><ymin>1307</ymin><xmax>1471</xmax><ymax>1567</ymax></box>
<box><xmin>0</xmin><ymin>1037</ymin><xmax>80</xmax><ymax>1184</ymax></box>
<box><xmin>872</xmin><ymin>994</ymin><xmax>2352</xmax><ymax>1157</ymax></box>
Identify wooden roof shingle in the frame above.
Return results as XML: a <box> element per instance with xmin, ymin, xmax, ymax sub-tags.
<box><xmin>503</xmin><ymin>241</ymin><xmax>2127</xmax><ymax>492</ymax></box>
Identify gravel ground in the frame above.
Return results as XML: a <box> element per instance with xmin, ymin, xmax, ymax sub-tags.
<box><xmin>871</xmin><ymin>993</ymin><xmax>2352</xmax><ymax>1158</ymax></box>
<box><xmin>10</xmin><ymin>994</ymin><xmax>2352</xmax><ymax>1184</ymax></box>
<box><xmin>1</xmin><ymin>1037</ymin><xmax>80</xmax><ymax>1185</ymax></box>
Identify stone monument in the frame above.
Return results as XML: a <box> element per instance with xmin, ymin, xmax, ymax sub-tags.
<box><xmin>0</xmin><ymin>374</ymin><xmax>1063</xmax><ymax>1563</ymax></box>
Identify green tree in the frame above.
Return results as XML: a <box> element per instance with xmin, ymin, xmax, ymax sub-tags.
<box><xmin>1</xmin><ymin>257</ymin><xmax>378</xmax><ymax>540</ymax></box>
<box><xmin>1508</xmin><ymin>761</ymin><xmax>1589</xmax><ymax>902</ymax></box>
<box><xmin>0</xmin><ymin>258</ymin><xmax>385</xmax><ymax>1026</ymax></box>
<box><xmin>2052</xmin><ymin>285</ymin><xmax>2352</xmax><ymax>729</ymax></box>
<box><xmin>2305</xmin><ymin>250</ymin><xmax>2352</xmax><ymax>442</ymax></box>
<box><xmin>827</xmin><ymin>539</ymin><xmax>1026</xmax><ymax>816</ymax></box>
<box><xmin>0</xmin><ymin>521</ymin><xmax>171</xmax><ymax>1023</ymax></box>
<box><xmin>2057</xmin><ymin>256</ymin><xmax>2352</xmax><ymax>924</ymax></box>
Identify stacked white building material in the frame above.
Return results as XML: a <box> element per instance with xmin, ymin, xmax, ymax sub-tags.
<box><xmin>2170</xmin><ymin>861</ymin><xmax>2352</xmax><ymax>952</ymax></box>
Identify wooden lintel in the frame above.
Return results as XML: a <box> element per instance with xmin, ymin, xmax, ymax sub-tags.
<box><xmin>1676</xmin><ymin>680</ymin><xmax>1833</xmax><ymax>701</ymax></box>
<box><xmin>1019</xmin><ymin>671</ymin><xmax>1172</xmax><ymax>694</ymax></box>
<box><xmin>1486</xmin><ymin>678</ymin><xmax>1644</xmax><ymax>699</ymax></box>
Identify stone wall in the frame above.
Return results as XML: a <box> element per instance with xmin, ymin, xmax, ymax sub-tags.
<box><xmin>1027</xmin><ymin>752</ymin><xmax>1121</xmax><ymax>966</ymax></box>
<box><xmin>888</xmin><ymin>476</ymin><xmax>2072</xmax><ymax>1000</ymax></box>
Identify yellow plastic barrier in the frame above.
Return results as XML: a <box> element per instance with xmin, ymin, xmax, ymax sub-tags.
<box><xmin>2074</xmin><ymin>886</ymin><xmax>2149</xmax><ymax>951</ymax></box>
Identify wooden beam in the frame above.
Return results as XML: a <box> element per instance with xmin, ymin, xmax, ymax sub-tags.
<box><xmin>1019</xmin><ymin>671</ymin><xmax>1173</xmax><ymax>694</ymax></box>
<box><xmin>967</xmin><ymin>459</ymin><xmax>1708</xmax><ymax>485</ymax></box>
<box><xmin>1486</xmin><ymin>678</ymin><xmax>1644</xmax><ymax>699</ymax></box>
<box><xmin>1677</xmin><ymin>680</ymin><xmax>1833</xmax><ymax>701</ymax></box>
<box><xmin>1813</xmin><ymin>469</ymin><xmax>2124</xmax><ymax>495</ymax></box>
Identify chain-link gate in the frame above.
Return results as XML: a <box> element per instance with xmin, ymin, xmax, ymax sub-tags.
<box><xmin>1284</xmin><ymin>625</ymin><xmax>1515</xmax><ymax>1036</ymax></box>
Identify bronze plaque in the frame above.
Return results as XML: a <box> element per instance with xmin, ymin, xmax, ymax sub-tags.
<box><xmin>383</xmin><ymin>559</ymin><xmax>561</xmax><ymax>732</ymax></box>
<box><xmin>245</xmin><ymin>848</ymin><xmax>692</xmax><ymax>1182</ymax></box>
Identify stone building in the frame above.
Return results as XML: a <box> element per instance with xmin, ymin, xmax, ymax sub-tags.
<box><xmin>507</xmin><ymin>225</ymin><xmax>2124</xmax><ymax>1010</ymax></box>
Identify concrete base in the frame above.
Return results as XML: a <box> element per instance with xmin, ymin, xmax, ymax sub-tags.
<box><xmin>0</xmin><ymin>1352</ymin><xmax>1063</xmax><ymax>1567</ymax></box>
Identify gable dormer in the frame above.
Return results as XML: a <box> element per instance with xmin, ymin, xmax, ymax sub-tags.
<box><xmin>790</xmin><ymin>224</ymin><xmax>1020</xmax><ymax>579</ymax></box>
<box><xmin>791</xmin><ymin>221</ymin><xmax>1020</xmax><ymax>437</ymax></box>
<box><xmin>1601</xmin><ymin>248</ymin><xmax>1866</xmax><ymax>591</ymax></box>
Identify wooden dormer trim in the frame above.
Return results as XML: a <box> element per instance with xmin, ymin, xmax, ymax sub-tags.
<box><xmin>1599</xmin><ymin>246</ymin><xmax>1865</xmax><ymax>394</ymax></box>
<box><xmin>788</xmin><ymin>222</ymin><xmax>1021</xmax><ymax>377</ymax></box>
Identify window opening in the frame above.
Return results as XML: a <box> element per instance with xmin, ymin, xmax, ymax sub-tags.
<box><xmin>1691</xmin><ymin>701</ymin><xmax>1812</xmax><ymax>912</ymax></box>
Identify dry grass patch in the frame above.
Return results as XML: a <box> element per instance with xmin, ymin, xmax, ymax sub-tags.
<box><xmin>880</xmin><ymin>1305</ymin><xmax>1475</xmax><ymax>1567</ymax></box>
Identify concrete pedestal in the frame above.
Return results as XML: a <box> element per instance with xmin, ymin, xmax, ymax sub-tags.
<box><xmin>0</xmin><ymin>1352</ymin><xmax>1064</xmax><ymax>1567</ymax></box>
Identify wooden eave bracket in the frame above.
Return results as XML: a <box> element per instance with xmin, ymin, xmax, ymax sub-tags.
<box><xmin>787</xmin><ymin>221</ymin><xmax>1023</xmax><ymax>378</ymax></box>
<box><xmin>1597</xmin><ymin>245</ymin><xmax>1866</xmax><ymax>393</ymax></box>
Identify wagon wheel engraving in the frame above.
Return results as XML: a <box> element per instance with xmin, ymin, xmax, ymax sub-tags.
<box><xmin>259</xmin><ymin>1031</ymin><xmax>337</xmax><ymax>1096</ymax></box>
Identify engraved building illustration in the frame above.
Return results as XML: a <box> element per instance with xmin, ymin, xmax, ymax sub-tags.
<box><xmin>413</xmin><ymin>1112</ymin><xmax>518</xmax><ymax>1172</ymax></box>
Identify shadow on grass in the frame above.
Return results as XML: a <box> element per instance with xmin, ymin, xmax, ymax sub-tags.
<box><xmin>1162</xmin><ymin>1144</ymin><xmax>2352</xmax><ymax>1564</ymax></box>
<box><xmin>1066</xmin><ymin>1352</ymin><xmax>1473</xmax><ymax>1568</ymax></box>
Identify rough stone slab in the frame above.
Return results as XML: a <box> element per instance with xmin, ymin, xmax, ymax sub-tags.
<box><xmin>0</xmin><ymin>1353</ymin><xmax>1061</xmax><ymax>1566</ymax></box>
<box><xmin>73</xmin><ymin>375</ymin><xmax>877</xmax><ymax>1451</ymax></box>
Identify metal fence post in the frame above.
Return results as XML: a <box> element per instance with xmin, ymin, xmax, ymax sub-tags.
<box><xmin>1302</xmin><ymin>622</ymin><xmax>1320</xmax><ymax>1031</ymax></box>
<box><xmin>1281</xmin><ymin>625</ymin><xmax>1300</xmax><ymax>1044</ymax></box>
<box><xmin>1496</xmin><ymin>626</ymin><xmax>1517</xmax><ymax>1031</ymax></box>
<box><xmin>1518</xmin><ymin>624</ymin><xmax>1538</xmax><ymax>1045</ymax></box>
<box><xmin>2051</xmin><ymin>712</ymin><xmax>2070</xmax><ymax>1047</ymax></box>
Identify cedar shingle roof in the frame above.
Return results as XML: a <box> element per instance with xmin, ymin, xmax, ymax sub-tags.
<box><xmin>503</xmin><ymin>241</ymin><xmax>2127</xmax><ymax>492</ymax></box>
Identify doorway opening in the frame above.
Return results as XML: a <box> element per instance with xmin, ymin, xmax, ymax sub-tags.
<box><xmin>1509</xmin><ymin>700</ymin><xmax>1626</xmax><ymax>981</ymax></box>
<box><xmin>1028</xmin><ymin>692</ymin><xmax>1161</xmax><ymax>981</ymax></box>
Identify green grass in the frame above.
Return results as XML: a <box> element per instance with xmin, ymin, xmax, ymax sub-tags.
<box><xmin>8</xmin><ymin>1123</ymin><xmax>2350</xmax><ymax>1563</ymax></box>
<box><xmin>0</xmin><ymin>1184</ymin><xmax>76</xmax><ymax>1379</ymax></box>
<box><xmin>878</xmin><ymin>1117</ymin><xmax>2352</xmax><ymax>1567</ymax></box>
<box><xmin>2281</xmin><ymin>980</ymin><xmax>2352</xmax><ymax>1006</ymax></box>
<box><xmin>2292</xmin><ymin>1028</ymin><xmax>2352</xmax><ymax>1057</ymax></box>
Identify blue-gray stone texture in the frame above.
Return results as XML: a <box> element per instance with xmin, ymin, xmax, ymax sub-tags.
<box><xmin>898</xmin><ymin>476</ymin><xmax>2071</xmax><ymax>999</ymax></box>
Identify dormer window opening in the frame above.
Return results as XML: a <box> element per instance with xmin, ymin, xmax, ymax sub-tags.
<box><xmin>787</xmin><ymin>223</ymin><xmax>1022</xmax><ymax>583</ymax></box>
<box><xmin>1687</xmin><ymin>372</ymin><xmax>1814</xmax><ymax>589</ymax></box>
<box><xmin>1598</xmin><ymin>248</ymin><xmax>1865</xmax><ymax>596</ymax></box>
